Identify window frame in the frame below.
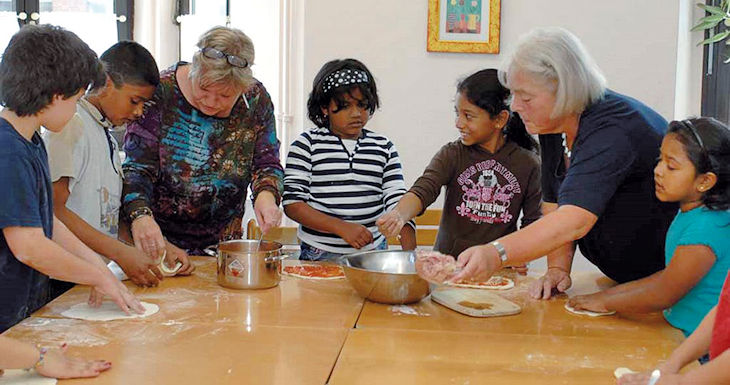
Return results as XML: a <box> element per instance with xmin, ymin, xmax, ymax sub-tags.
<box><xmin>701</xmin><ymin>0</ymin><xmax>730</xmax><ymax>123</ymax></box>
<box><xmin>12</xmin><ymin>0</ymin><xmax>133</xmax><ymax>40</ymax></box>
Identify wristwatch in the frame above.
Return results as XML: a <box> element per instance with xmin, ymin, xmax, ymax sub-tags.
<box><xmin>491</xmin><ymin>241</ymin><xmax>508</xmax><ymax>266</ymax></box>
<box><xmin>128</xmin><ymin>206</ymin><xmax>153</xmax><ymax>222</ymax></box>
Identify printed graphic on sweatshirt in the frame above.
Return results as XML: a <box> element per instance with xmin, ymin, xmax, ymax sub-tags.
<box><xmin>455</xmin><ymin>159</ymin><xmax>521</xmax><ymax>224</ymax></box>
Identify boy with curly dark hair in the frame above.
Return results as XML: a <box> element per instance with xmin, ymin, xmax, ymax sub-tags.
<box><xmin>0</xmin><ymin>24</ymin><xmax>144</xmax><ymax>333</ymax></box>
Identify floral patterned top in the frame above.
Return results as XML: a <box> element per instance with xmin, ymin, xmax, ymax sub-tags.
<box><xmin>122</xmin><ymin>63</ymin><xmax>283</xmax><ymax>253</ymax></box>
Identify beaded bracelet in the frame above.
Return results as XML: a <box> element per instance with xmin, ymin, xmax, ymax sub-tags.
<box><xmin>34</xmin><ymin>346</ymin><xmax>48</xmax><ymax>369</ymax></box>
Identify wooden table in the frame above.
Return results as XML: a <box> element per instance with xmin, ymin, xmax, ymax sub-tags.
<box><xmin>33</xmin><ymin>258</ymin><xmax>364</xmax><ymax>329</ymax></box>
<box><xmin>329</xmin><ymin>272</ymin><xmax>687</xmax><ymax>384</ymax></box>
<box><xmin>2</xmin><ymin>259</ymin><xmax>687</xmax><ymax>384</ymax></box>
<box><xmin>7</xmin><ymin>318</ymin><xmax>347</xmax><ymax>385</ymax></box>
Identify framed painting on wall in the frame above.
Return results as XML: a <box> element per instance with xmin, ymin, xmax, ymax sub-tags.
<box><xmin>427</xmin><ymin>0</ymin><xmax>501</xmax><ymax>53</ymax></box>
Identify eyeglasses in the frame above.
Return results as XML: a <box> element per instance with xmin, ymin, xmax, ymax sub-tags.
<box><xmin>200</xmin><ymin>47</ymin><xmax>248</xmax><ymax>68</ymax></box>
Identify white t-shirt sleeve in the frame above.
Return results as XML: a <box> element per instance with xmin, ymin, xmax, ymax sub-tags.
<box><xmin>43</xmin><ymin>113</ymin><xmax>88</xmax><ymax>191</ymax></box>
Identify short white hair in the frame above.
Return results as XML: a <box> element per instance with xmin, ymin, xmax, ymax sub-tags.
<box><xmin>190</xmin><ymin>26</ymin><xmax>255</xmax><ymax>91</ymax></box>
<box><xmin>500</xmin><ymin>27</ymin><xmax>606</xmax><ymax>118</ymax></box>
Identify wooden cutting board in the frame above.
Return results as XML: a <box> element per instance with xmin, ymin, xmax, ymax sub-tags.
<box><xmin>431</xmin><ymin>287</ymin><xmax>521</xmax><ymax>317</ymax></box>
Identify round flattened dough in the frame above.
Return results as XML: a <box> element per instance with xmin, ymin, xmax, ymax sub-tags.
<box><xmin>0</xmin><ymin>369</ymin><xmax>56</xmax><ymax>384</ymax></box>
<box><xmin>564</xmin><ymin>301</ymin><xmax>616</xmax><ymax>317</ymax></box>
<box><xmin>61</xmin><ymin>301</ymin><xmax>159</xmax><ymax>321</ymax></box>
<box><xmin>614</xmin><ymin>367</ymin><xmax>637</xmax><ymax>379</ymax></box>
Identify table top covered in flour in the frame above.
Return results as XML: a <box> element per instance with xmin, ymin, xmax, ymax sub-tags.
<box><xmin>1</xmin><ymin>257</ymin><xmax>688</xmax><ymax>384</ymax></box>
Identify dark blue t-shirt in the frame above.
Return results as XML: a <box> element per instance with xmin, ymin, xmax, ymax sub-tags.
<box><xmin>539</xmin><ymin>90</ymin><xmax>678</xmax><ymax>283</ymax></box>
<box><xmin>0</xmin><ymin>118</ymin><xmax>54</xmax><ymax>332</ymax></box>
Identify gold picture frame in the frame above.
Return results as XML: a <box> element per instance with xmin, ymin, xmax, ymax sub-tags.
<box><xmin>427</xmin><ymin>0</ymin><xmax>501</xmax><ymax>54</ymax></box>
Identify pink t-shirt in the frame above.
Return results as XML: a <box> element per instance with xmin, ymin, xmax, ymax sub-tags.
<box><xmin>710</xmin><ymin>271</ymin><xmax>730</xmax><ymax>359</ymax></box>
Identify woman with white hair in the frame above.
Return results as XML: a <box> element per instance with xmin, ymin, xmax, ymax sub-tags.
<box><xmin>450</xmin><ymin>27</ymin><xmax>677</xmax><ymax>298</ymax></box>
<box><xmin>121</xmin><ymin>26</ymin><xmax>283</xmax><ymax>264</ymax></box>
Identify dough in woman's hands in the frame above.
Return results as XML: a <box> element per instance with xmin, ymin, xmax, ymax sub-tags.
<box><xmin>61</xmin><ymin>301</ymin><xmax>159</xmax><ymax>321</ymax></box>
<box><xmin>564</xmin><ymin>302</ymin><xmax>616</xmax><ymax>317</ymax></box>
<box><xmin>614</xmin><ymin>367</ymin><xmax>637</xmax><ymax>379</ymax></box>
<box><xmin>0</xmin><ymin>369</ymin><xmax>56</xmax><ymax>384</ymax></box>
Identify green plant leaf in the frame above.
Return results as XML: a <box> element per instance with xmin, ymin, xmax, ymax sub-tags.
<box><xmin>692</xmin><ymin>19</ymin><xmax>723</xmax><ymax>31</ymax></box>
<box><xmin>697</xmin><ymin>30</ymin><xmax>730</xmax><ymax>45</ymax></box>
<box><xmin>700</xmin><ymin>13</ymin><xmax>725</xmax><ymax>23</ymax></box>
<box><xmin>697</xmin><ymin>3</ymin><xmax>726</xmax><ymax>15</ymax></box>
<box><xmin>692</xmin><ymin>14</ymin><xmax>725</xmax><ymax>31</ymax></box>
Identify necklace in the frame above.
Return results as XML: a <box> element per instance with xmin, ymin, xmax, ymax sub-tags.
<box><xmin>561</xmin><ymin>132</ymin><xmax>572</xmax><ymax>158</ymax></box>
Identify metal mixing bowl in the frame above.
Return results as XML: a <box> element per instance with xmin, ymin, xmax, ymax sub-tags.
<box><xmin>339</xmin><ymin>250</ymin><xmax>430</xmax><ymax>304</ymax></box>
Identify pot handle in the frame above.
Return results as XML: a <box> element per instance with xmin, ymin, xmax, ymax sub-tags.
<box><xmin>264</xmin><ymin>254</ymin><xmax>290</xmax><ymax>263</ymax></box>
<box><xmin>202</xmin><ymin>245</ymin><xmax>218</xmax><ymax>257</ymax></box>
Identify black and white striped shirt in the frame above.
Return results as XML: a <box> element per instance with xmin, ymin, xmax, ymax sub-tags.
<box><xmin>283</xmin><ymin>127</ymin><xmax>410</xmax><ymax>253</ymax></box>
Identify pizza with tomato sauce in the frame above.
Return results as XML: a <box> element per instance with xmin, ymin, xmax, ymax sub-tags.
<box><xmin>282</xmin><ymin>264</ymin><xmax>345</xmax><ymax>280</ymax></box>
<box><xmin>447</xmin><ymin>276</ymin><xmax>515</xmax><ymax>290</ymax></box>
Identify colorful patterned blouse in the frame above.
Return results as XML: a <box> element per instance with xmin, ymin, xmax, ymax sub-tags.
<box><xmin>122</xmin><ymin>63</ymin><xmax>283</xmax><ymax>253</ymax></box>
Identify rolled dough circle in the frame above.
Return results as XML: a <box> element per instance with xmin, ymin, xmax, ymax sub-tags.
<box><xmin>564</xmin><ymin>301</ymin><xmax>616</xmax><ymax>317</ymax></box>
<box><xmin>61</xmin><ymin>301</ymin><xmax>159</xmax><ymax>321</ymax></box>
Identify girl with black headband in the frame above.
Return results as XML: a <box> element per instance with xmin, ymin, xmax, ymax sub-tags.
<box><xmin>283</xmin><ymin>58</ymin><xmax>415</xmax><ymax>260</ymax></box>
<box><xmin>569</xmin><ymin>117</ymin><xmax>730</xmax><ymax>344</ymax></box>
<box><xmin>377</xmin><ymin>69</ymin><xmax>542</xmax><ymax>266</ymax></box>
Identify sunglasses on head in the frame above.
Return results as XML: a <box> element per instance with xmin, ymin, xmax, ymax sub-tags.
<box><xmin>200</xmin><ymin>47</ymin><xmax>248</xmax><ymax>68</ymax></box>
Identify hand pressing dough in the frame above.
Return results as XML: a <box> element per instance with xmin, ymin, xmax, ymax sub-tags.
<box><xmin>61</xmin><ymin>301</ymin><xmax>159</xmax><ymax>321</ymax></box>
<box><xmin>614</xmin><ymin>367</ymin><xmax>637</xmax><ymax>379</ymax></box>
<box><xmin>564</xmin><ymin>302</ymin><xmax>616</xmax><ymax>317</ymax></box>
<box><xmin>158</xmin><ymin>250</ymin><xmax>182</xmax><ymax>277</ymax></box>
<box><xmin>106</xmin><ymin>254</ymin><xmax>182</xmax><ymax>281</ymax></box>
<box><xmin>0</xmin><ymin>369</ymin><xmax>56</xmax><ymax>384</ymax></box>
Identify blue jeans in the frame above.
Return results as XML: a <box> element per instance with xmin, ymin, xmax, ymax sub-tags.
<box><xmin>298</xmin><ymin>240</ymin><xmax>387</xmax><ymax>262</ymax></box>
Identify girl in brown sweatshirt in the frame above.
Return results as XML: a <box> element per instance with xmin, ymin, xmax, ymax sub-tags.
<box><xmin>377</xmin><ymin>69</ymin><xmax>541</xmax><ymax>257</ymax></box>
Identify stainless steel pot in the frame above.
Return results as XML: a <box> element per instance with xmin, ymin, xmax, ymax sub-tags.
<box><xmin>210</xmin><ymin>240</ymin><xmax>288</xmax><ymax>289</ymax></box>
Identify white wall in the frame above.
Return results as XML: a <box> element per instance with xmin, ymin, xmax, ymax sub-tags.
<box><xmin>134</xmin><ymin>0</ymin><xmax>179</xmax><ymax>69</ymax></box>
<box><xmin>300</xmin><ymin>0</ymin><xmax>703</xmax><ymax>199</ymax></box>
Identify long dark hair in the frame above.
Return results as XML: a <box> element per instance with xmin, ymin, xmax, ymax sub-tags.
<box><xmin>457</xmin><ymin>69</ymin><xmax>537</xmax><ymax>152</ymax></box>
<box><xmin>668</xmin><ymin>117</ymin><xmax>730</xmax><ymax>210</ymax></box>
<box><xmin>307</xmin><ymin>58</ymin><xmax>379</xmax><ymax>129</ymax></box>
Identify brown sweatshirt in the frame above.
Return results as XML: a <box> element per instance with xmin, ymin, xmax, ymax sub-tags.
<box><xmin>409</xmin><ymin>140</ymin><xmax>542</xmax><ymax>256</ymax></box>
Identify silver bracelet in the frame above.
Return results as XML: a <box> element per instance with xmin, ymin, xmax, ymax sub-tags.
<box><xmin>491</xmin><ymin>241</ymin><xmax>508</xmax><ymax>265</ymax></box>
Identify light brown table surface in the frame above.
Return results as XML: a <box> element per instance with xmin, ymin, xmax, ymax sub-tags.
<box><xmin>33</xmin><ymin>257</ymin><xmax>365</xmax><ymax>329</ymax></box>
<box><xmin>4</xmin><ymin>317</ymin><xmax>347</xmax><ymax>385</ymax></box>
<box><xmin>328</xmin><ymin>328</ymin><xmax>679</xmax><ymax>385</ymax></box>
<box><xmin>330</xmin><ymin>272</ymin><xmax>687</xmax><ymax>384</ymax></box>
<box><xmin>355</xmin><ymin>272</ymin><xmax>685</xmax><ymax>343</ymax></box>
<box><xmin>3</xmin><ymin>258</ymin><xmax>688</xmax><ymax>384</ymax></box>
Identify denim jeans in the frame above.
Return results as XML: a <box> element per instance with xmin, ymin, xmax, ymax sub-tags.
<box><xmin>298</xmin><ymin>239</ymin><xmax>387</xmax><ymax>262</ymax></box>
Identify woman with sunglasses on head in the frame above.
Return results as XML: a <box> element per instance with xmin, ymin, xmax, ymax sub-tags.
<box><xmin>450</xmin><ymin>27</ymin><xmax>678</xmax><ymax>296</ymax></box>
<box><xmin>120</xmin><ymin>26</ymin><xmax>283</xmax><ymax>260</ymax></box>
